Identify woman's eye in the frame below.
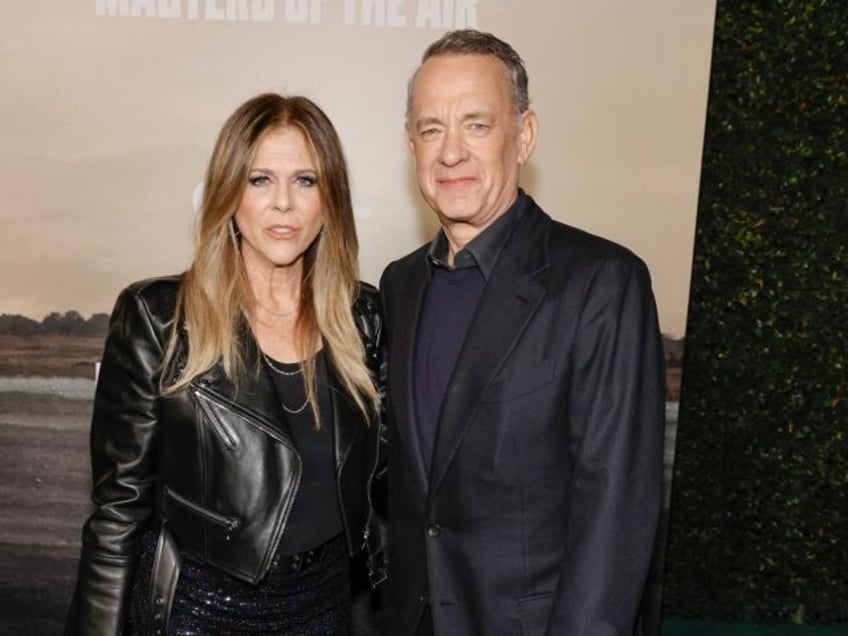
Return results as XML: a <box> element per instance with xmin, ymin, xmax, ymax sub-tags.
<box><xmin>295</xmin><ymin>175</ymin><xmax>318</xmax><ymax>187</ymax></box>
<box><xmin>249</xmin><ymin>175</ymin><xmax>270</xmax><ymax>187</ymax></box>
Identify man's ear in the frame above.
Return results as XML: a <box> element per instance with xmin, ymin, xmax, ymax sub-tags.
<box><xmin>517</xmin><ymin>109</ymin><xmax>539</xmax><ymax>166</ymax></box>
<box><xmin>406</xmin><ymin>127</ymin><xmax>416</xmax><ymax>155</ymax></box>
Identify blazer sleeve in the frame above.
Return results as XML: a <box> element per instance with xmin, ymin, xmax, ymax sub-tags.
<box><xmin>546</xmin><ymin>253</ymin><xmax>666</xmax><ymax>636</ymax></box>
<box><xmin>65</xmin><ymin>286</ymin><xmax>165</xmax><ymax>635</ymax></box>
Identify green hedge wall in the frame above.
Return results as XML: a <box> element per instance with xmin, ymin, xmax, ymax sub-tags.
<box><xmin>663</xmin><ymin>0</ymin><xmax>847</xmax><ymax>626</ymax></box>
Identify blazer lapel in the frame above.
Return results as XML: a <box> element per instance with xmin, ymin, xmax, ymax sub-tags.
<box><xmin>427</xmin><ymin>204</ymin><xmax>551</xmax><ymax>502</ymax></box>
<box><xmin>387</xmin><ymin>253</ymin><xmax>431</xmax><ymax>497</ymax></box>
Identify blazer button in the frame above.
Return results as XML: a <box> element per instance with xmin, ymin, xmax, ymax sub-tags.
<box><xmin>426</xmin><ymin>523</ymin><xmax>442</xmax><ymax>538</ymax></box>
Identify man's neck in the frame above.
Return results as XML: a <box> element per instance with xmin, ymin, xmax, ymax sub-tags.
<box><xmin>441</xmin><ymin>224</ymin><xmax>475</xmax><ymax>267</ymax></box>
<box><xmin>440</xmin><ymin>205</ymin><xmax>516</xmax><ymax>266</ymax></box>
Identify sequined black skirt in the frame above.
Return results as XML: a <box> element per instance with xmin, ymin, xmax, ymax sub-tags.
<box><xmin>130</xmin><ymin>531</ymin><xmax>351</xmax><ymax>635</ymax></box>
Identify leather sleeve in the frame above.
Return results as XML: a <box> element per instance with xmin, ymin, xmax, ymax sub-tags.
<box><xmin>353</xmin><ymin>282</ymin><xmax>388</xmax><ymax>467</ymax></box>
<box><xmin>353</xmin><ymin>282</ymin><xmax>389</xmax><ymax>587</ymax></box>
<box><xmin>546</xmin><ymin>253</ymin><xmax>666</xmax><ymax>636</ymax></box>
<box><xmin>66</xmin><ymin>285</ymin><xmax>165</xmax><ymax>635</ymax></box>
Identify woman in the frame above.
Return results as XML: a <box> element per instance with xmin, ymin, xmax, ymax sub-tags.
<box><xmin>65</xmin><ymin>93</ymin><xmax>385</xmax><ymax>635</ymax></box>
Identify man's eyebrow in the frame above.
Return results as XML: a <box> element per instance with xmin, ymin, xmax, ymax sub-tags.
<box><xmin>414</xmin><ymin>111</ymin><xmax>493</xmax><ymax>128</ymax></box>
<box><xmin>461</xmin><ymin>111</ymin><xmax>493</xmax><ymax>122</ymax></box>
<box><xmin>413</xmin><ymin>116</ymin><xmax>443</xmax><ymax>128</ymax></box>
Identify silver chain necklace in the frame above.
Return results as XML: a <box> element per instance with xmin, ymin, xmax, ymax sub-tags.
<box><xmin>280</xmin><ymin>396</ymin><xmax>309</xmax><ymax>414</ymax></box>
<box><xmin>262</xmin><ymin>352</ymin><xmax>302</xmax><ymax>376</ymax></box>
<box><xmin>255</xmin><ymin>300</ymin><xmax>298</xmax><ymax>318</ymax></box>
<box><xmin>262</xmin><ymin>353</ymin><xmax>309</xmax><ymax>414</ymax></box>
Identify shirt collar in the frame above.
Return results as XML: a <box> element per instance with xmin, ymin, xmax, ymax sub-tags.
<box><xmin>427</xmin><ymin>190</ymin><xmax>527</xmax><ymax>280</ymax></box>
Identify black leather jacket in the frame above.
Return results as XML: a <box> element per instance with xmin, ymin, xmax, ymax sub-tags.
<box><xmin>65</xmin><ymin>275</ymin><xmax>386</xmax><ymax>635</ymax></box>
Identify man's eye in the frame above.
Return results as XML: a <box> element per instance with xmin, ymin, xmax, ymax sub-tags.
<box><xmin>469</xmin><ymin>123</ymin><xmax>489</xmax><ymax>133</ymax></box>
<box><xmin>419</xmin><ymin>128</ymin><xmax>440</xmax><ymax>139</ymax></box>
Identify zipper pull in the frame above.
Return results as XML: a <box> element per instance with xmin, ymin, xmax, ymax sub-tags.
<box><xmin>225</xmin><ymin>518</ymin><xmax>240</xmax><ymax>541</ymax></box>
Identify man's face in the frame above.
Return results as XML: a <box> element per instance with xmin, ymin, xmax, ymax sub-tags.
<box><xmin>407</xmin><ymin>54</ymin><xmax>536</xmax><ymax>232</ymax></box>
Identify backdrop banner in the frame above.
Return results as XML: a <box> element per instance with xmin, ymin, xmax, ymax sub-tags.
<box><xmin>2</xmin><ymin>1</ymin><xmax>714</xmax><ymax>338</ymax></box>
<box><xmin>0</xmin><ymin>2</ymin><xmax>716</xmax><ymax>633</ymax></box>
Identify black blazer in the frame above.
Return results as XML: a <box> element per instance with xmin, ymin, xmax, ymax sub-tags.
<box><xmin>380</xmin><ymin>195</ymin><xmax>665</xmax><ymax>636</ymax></box>
<box><xmin>65</xmin><ymin>276</ymin><xmax>385</xmax><ymax>635</ymax></box>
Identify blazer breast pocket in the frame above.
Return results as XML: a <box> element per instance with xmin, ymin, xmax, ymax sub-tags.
<box><xmin>517</xmin><ymin>592</ymin><xmax>554</xmax><ymax>635</ymax></box>
<box><xmin>481</xmin><ymin>358</ymin><xmax>556</xmax><ymax>404</ymax></box>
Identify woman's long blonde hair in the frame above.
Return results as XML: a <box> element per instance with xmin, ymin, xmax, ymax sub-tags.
<box><xmin>163</xmin><ymin>93</ymin><xmax>378</xmax><ymax>423</ymax></box>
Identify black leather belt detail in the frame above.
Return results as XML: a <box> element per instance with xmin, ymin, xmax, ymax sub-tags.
<box><xmin>272</xmin><ymin>539</ymin><xmax>334</xmax><ymax>573</ymax></box>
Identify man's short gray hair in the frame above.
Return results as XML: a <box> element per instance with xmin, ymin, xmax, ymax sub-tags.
<box><xmin>405</xmin><ymin>29</ymin><xmax>531</xmax><ymax>127</ymax></box>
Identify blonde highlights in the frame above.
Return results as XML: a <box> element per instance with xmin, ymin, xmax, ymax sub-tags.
<box><xmin>163</xmin><ymin>93</ymin><xmax>378</xmax><ymax>423</ymax></box>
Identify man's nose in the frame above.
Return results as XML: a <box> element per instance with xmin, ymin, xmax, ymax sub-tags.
<box><xmin>438</xmin><ymin>127</ymin><xmax>466</xmax><ymax>166</ymax></box>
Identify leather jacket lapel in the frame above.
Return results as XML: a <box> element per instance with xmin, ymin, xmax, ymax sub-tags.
<box><xmin>328</xmin><ymin>369</ymin><xmax>361</xmax><ymax>469</ymax></box>
<box><xmin>191</xmin><ymin>331</ymin><xmax>292</xmax><ymax>440</ymax></box>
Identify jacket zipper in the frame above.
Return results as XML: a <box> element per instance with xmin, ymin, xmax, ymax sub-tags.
<box><xmin>361</xmin><ymin>399</ymin><xmax>388</xmax><ymax>588</ymax></box>
<box><xmin>362</xmin><ymin>415</ymin><xmax>381</xmax><ymax>550</ymax></box>
<box><xmin>183</xmin><ymin>378</ymin><xmax>302</xmax><ymax>577</ymax></box>
<box><xmin>163</xmin><ymin>485</ymin><xmax>241</xmax><ymax>538</ymax></box>
<box><xmin>188</xmin><ymin>381</ymin><xmax>301</xmax><ymax>564</ymax></box>
<box><xmin>191</xmin><ymin>380</ymin><xmax>297</xmax><ymax>448</ymax></box>
<box><xmin>192</xmin><ymin>387</ymin><xmax>240</xmax><ymax>449</ymax></box>
<box><xmin>362</xmin><ymin>318</ymin><xmax>384</xmax><ymax>550</ymax></box>
<box><xmin>329</xmin><ymin>387</ymin><xmax>381</xmax><ymax>553</ymax></box>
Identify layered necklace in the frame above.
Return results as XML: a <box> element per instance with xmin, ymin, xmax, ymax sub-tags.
<box><xmin>262</xmin><ymin>353</ymin><xmax>309</xmax><ymax>414</ymax></box>
<box><xmin>255</xmin><ymin>301</ymin><xmax>298</xmax><ymax>318</ymax></box>
<box><xmin>254</xmin><ymin>289</ymin><xmax>305</xmax><ymax>413</ymax></box>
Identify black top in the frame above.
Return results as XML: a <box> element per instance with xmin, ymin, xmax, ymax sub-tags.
<box><xmin>264</xmin><ymin>350</ymin><xmax>342</xmax><ymax>553</ymax></box>
<box><xmin>413</xmin><ymin>192</ymin><xmax>527</xmax><ymax>473</ymax></box>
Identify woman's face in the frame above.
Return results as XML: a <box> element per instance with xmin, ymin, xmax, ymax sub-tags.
<box><xmin>234</xmin><ymin>126</ymin><xmax>324</xmax><ymax>276</ymax></box>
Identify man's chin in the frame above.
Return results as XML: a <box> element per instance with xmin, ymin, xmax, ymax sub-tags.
<box><xmin>431</xmin><ymin>197</ymin><xmax>481</xmax><ymax>224</ymax></box>
<box><xmin>435</xmin><ymin>208</ymin><xmax>479</xmax><ymax>226</ymax></box>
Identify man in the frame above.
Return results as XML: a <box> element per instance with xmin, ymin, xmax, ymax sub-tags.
<box><xmin>379</xmin><ymin>29</ymin><xmax>665</xmax><ymax>636</ymax></box>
